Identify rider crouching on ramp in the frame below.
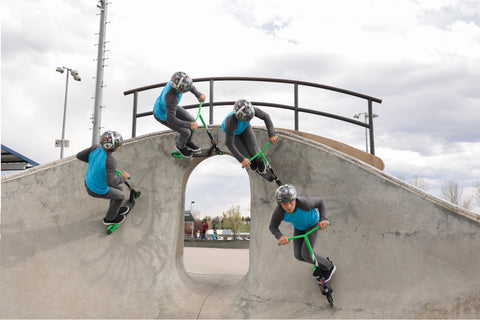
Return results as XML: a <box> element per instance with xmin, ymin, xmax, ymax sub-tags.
<box><xmin>76</xmin><ymin>131</ymin><xmax>130</xmax><ymax>226</ymax></box>
<box><xmin>269</xmin><ymin>184</ymin><xmax>336</xmax><ymax>283</ymax></box>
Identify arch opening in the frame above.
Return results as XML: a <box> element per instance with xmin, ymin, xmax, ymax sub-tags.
<box><xmin>182</xmin><ymin>155</ymin><xmax>251</xmax><ymax>278</ymax></box>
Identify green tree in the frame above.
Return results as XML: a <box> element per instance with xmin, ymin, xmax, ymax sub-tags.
<box><xmin>222</xmin><ymin>205</ymin><xmax>243</xmax><ymax>239</ymax></box>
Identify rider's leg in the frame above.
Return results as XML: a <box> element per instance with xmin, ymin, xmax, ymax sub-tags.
<box><xmin>154</xmin><ymin>109</ymin><xmax>195</xmax><ymax>156</ymax></box>
<box><xmin>234</xmin><ymin>134</ymin><xmax>258</xmax><ymax>171</ymax></box>
<box><xmin>239</xmin><ymin>126</ymin><xmax>266</xmax><ymax>173</ymax></box>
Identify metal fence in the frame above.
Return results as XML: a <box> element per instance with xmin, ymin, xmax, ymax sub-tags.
<box><xmin>123</xmin><ymin>77</ymin><xmax>382</xmax><ymax>154</ymax></box>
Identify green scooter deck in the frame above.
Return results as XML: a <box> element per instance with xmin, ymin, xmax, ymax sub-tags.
<box><xmin>106</xmin><ymin>189</ymin><xmax>140</xmax><ymax>234</ymax></box>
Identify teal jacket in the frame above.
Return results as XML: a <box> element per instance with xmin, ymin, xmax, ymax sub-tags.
<box><xmin>76</xmin><ymin>145</ymin><xmax>125</xmax><ymax>195</ymax></box>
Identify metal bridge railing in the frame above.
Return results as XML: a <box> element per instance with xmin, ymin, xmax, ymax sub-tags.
<box><xmin>123</xmin><ymin>77</ymin><xmax>382</xmax><ymax>155</ymax></box>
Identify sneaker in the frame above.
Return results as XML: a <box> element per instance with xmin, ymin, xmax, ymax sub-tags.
<box><xmin>176</xmin><ymin>145</ymin><xmax>193</xmax><ymax>158</ymax></box>
<box><xmin>256</xmin><ymin>159</ymin><xmax>267</xmax><ymax>175</ymax></box>
<box><xmin>322</xmin><ymin>264</ymin><xmax>336</xmax><ymax>283</ymax></box>
<box><xmin>312</xmin><ymin>267</ymin><xmax>323</xmax><ymax>279</ymax></box>
<box><xmin>249</xmin><ymin>159</ymin><xmax>258</xmax><ymax>171</ymax></box>
<box><xmin>186</xmin><ymin>142</ymin><xmax>201</xmax><ymax>152</ymax></box>
<box><xmin>103</xmin><ymin>214</ymin><xmax>126</xmax><ymax>226</ymax></box>
<box><xmin>117</xmin><ymin>206</ymin><xmax>130</xmax><ymax>216</ymax></box>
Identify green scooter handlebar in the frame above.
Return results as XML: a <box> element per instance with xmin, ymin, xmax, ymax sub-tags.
<box><xmin>277</xmin><ymin>222</ymin><xmax>331</xmax><ymax>246</ymax></box>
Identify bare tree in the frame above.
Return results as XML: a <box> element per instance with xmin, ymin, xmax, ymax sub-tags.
<box><xmin>211</xmin><ymin>216</ymin><xmax>221</xmax><ymax>226</ymax></box>
<box><xmin>192</xmin><ymin>210</ymin><xmax>203</xmax><ymax>234</ymax></box>
<box><xmin>409</xmin><ymin>174</ymin><xmax>429</xmax><ymax>191</ymax></box>
<box><xmin>441</xmin><ymin>180</ymin><xmax>462</xmax><ymax>205</ymax></box>
<box><xmin>441</xmin><ymin>180</ymin><xmax>472</xmax><ymax>210</ymax></box>
<box><xmin>462</xmin><ymin>197</ymin><xmax>473</xmax><ymax>211</ymax></box>
<box><xmin>474</xmin><ymin>181</ymin><xmax>480</xmax><ymax>206</ymax></box>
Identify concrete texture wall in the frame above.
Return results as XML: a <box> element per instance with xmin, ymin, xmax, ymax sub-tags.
<box><xmin>1</xmin><ymin>127</ymin><xmax>479</xmax><ymax>319</ymax></box>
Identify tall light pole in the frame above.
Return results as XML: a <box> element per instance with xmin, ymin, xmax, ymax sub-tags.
<box><xmin>56</xmin><ymin>66</ymin><xmax>81</xmax><ymax>159</ymax></box>
<box><xmin>353</xmin><ymin>112</ymin><xmax>379</xmax><ymax>153</ymax></box>
<box><xmin>92</xmin><ymin>0</ymin><xmax>109</xmax><ymax>145</ymax></box>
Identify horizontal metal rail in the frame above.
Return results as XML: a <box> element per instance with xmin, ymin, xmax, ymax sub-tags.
<box><xmin>124</xmin><ymin>77</ymin><xmax>382</xmax><ymax>154</ymax></box>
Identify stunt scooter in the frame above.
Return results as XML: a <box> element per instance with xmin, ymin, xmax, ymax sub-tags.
<box><xmin>106</xmin><ymin>170</ymin><xmax>141</xmax><ymax>234</ymax></box>
<box><xmin>279</xmin><ymin>224</ymin><xmax>334</xmax><ymax>306</ymax></box>
<box><xmin>243</xmin><ymin>136</ymin><xmax>282</xmax><ymax>186</ymax></box>
<box><xmin>171</xmin><ymin>101</ymin><xmax>223</xmax><ymax>158</ymax></box>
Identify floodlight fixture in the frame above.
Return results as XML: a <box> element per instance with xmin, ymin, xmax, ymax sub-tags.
<box><xmin>353</xmin><ymin>112</ymin><xmax>380</xmax><ymax>153</ymax></box>
<box><xmin>56</xmin><ymin>66</ymin><xmax>81</xmax><ymax>159</ymax></box>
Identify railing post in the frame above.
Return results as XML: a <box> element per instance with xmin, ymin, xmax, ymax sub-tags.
<box><xmin>132</xmin><ymin>91</ymin><xmax>138</xmax><ymax>138</ymax></box>
<box><xmin>124</xmin><ymin>77</ymin><xmax>381</xmax><ymax>154</ymax></box>
<box><xmin>368</xmin><ymin>100</ymin><xmax>375</xmax><ymax>155</ymax></box>
<box><xmin>209</xmin><ymin>79</ymin><xmax>214</xmax><ymax>125</ymax></box>
<box><xmin>294</xmin><ymin>83</ymin><xmax>299</xmax><ymax>130</ymax></box>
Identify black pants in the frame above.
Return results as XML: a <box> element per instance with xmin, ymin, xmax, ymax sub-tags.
<box><xmin>86</xmin><ymin>183</ymin><xmax>124</xmax><ymax>221</ymax></box>
<box><xmin>292</xmin><ymin>224</ymin><xmax>332</xmax><ymax>272</ymax></box>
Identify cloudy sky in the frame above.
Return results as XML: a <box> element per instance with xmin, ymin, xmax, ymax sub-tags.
<box><xmin>2</xmin><ymin>0</ymin><xmax>480</xmax><ymax>217</ymax></box>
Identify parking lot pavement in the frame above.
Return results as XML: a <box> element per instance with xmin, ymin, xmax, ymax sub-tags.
<box><xmin>183</xmin><ymin>247</ymin><xmax>249</xmax><ymax>275</ymax></box>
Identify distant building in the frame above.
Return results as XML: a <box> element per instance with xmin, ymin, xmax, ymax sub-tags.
<box><xmin>184</xmin><ymin>210</ymin><xmax>196</xmax><ymax>238</ymax></box>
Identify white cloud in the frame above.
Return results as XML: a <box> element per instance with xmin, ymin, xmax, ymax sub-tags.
<box><xmin>2</xmin><ymin>0</ymin><xmax>480</xmax><ymax>215</ymax></box>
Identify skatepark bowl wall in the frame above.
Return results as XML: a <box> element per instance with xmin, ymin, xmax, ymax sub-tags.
<box><xmin>1</xmin><ymin>127</ymin><xmax>480</xmax><ymax>319</ymax></box>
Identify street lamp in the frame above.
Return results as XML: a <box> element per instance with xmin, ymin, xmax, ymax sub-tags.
<box><xmin>190</xmin><ymin>201</ymin><xmax>195</xmax><ymax>213</ymax></box>
<box><xmin>353</xmin><ymin>112</ymin><xmax>379</xmax><ymax>153</ymax></box>
<box><xmin>56</xmin><ymin>66</ymin><xmax>81</xmax><ymax>159</ymax></box>
<box><xmin>189</xmin><ymin>201</ymin><xmax>195</xmax><ymax>238</ymax></box>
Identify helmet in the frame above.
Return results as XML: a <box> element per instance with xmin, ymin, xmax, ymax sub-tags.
<box><xmin>275</xmin><ymin>184</ymin><xmax>297</xmax><ymax>204</ymax></box>
<box><xmin>170</xmin><ymin>71</ymin><xmax>193</xmax><ymax>93</ymax></box>
<box><xmin>100</xmin><ymin>130</ymin><xmax>123</xmax><ymax>152</ymax></box>
<box><xmin>233</xmin><ymin>99</ymin><xmax>255</xmax><ymax>122</ymax></box>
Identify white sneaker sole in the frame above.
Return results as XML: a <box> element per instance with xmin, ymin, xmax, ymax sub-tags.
<box><xmin>118</xmin><ymin>206</ymin><xmax>130</xmax><ymax>216</ymax></box>
<box><xmin>324</xmin><ymin>265</ymin><xmax>336</xmax><ymax>283</ymax></box>
<box><xmin>187</xmin><ymin>146</ymin><xmax>201</xmax><ymax>152</ymax></box>
<box><xmin>103</xmin><ymin>215</ymin><xmax>126</xmax><ymax>226</ymax></box>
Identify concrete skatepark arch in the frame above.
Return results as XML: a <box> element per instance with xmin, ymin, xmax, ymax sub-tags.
<box><xmin>1</xmin><ymin>127</ymin><xmax>480</xmax><ymax>318</ymax></box>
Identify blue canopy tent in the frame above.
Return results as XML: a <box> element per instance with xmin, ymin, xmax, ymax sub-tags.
<box><xmin>1</xmin><ymin>144</ymin><xmax>39</xmax><ymax>172</ymax></box>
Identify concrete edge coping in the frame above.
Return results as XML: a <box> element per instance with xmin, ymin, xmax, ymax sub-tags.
<box><xmin>272</xmin><ymin>128</ymin><xmax>480</xmax><ymax>224</ymax></box>
<box><xmin>3</xmin><ymin>126</ymin><xmax>479</xmax><ymax>224</ymax></box>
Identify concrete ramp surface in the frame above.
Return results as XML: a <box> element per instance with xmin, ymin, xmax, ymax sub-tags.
<box><xmin>1</xmin><ymin>127</ymin><xmax>480</xmax><ymax>319</ymax></box>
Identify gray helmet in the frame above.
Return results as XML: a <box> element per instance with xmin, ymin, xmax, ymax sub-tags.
<box><xmin>233</xmin><ymin>99</ymin><xmax>255</xmax><ymax>122</ymax></box>
<box><xmin>275</xmin><ymin>184</ymin><xmax>297</xmax><ymax>204</ymax></box>
<box><xmin>100</xmin><ymin>130</ymin><xmax>123</xmax><ymax>152</ymax></box>
<box><xmin>170</xmin><ymin>71</ymin><xmax>193</xmax><ymax>93</ymax></box>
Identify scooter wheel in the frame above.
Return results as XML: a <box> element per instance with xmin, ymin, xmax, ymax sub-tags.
<box><xmin>327</xmin><ymin>295</ymin><xmax>334</xmax><ymax>307</ymax></box>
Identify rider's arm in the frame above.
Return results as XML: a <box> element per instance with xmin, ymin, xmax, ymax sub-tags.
<box><xmin>76</xmin><ymin>145</ymin><xmax>98</xmax><ymax>163</ymax></box>
<box><xmin>269</xmin><ymin>206</ymin><xmax>285</xmax><ymax>240</ymax></box>
<box><xmin>189</xmin><ymin>85</ymin><xmax>205</xmax><ymax>102</ymax></box>
<box><xmin>105</xmin><ymin>154</ymin><xmax>125</xmax><ymax>187</ymax></box>
<box><xmin>254</xmin><ymin>107</ymin><xmax>276</xmax><ymax>138</ymax></box>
